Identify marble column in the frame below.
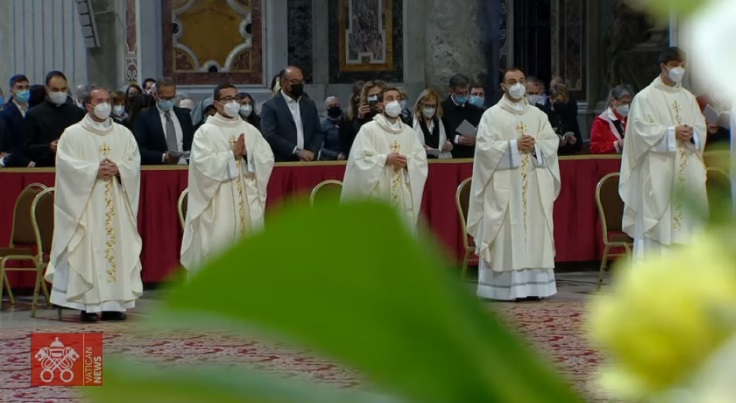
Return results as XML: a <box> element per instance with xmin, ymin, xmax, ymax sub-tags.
<box><xmin>425</xmin><ymin>0</ymin><xmax>486</xmax><ymax>95</ymax></box>
<box><xmin>0</xmin><ymin>0</ymin><xmax>88</xmax><ymax>90</ymax></box>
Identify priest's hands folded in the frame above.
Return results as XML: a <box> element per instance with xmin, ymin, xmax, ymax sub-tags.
<box><xmin>675</xmin><ymin>125</ymin><xmax>694</xmax><ymax>143</ymax></box>
<box><xmin>518</xmin><ymin>135</ymin><xmax>536</xmax><ymax>154</ymax></box>
<box><xmin>387</xmin><ymin>152</ymin><xmax>407</xmax><ymax>169</ymax></box>
<box><xmin>232</xmin><ymin>134</ymin><xmax>247</xmax><ymax>159</ymax></box>
<box><xmin>97</xmin><ymin>159</ymin><xmax>119</xmax><ymax>179</ymax></box>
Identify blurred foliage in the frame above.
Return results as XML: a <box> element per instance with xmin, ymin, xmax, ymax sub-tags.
<box><xmin>627</xmin><ymin>0</ymin><xmax>710</xmax><ymax>19</ymax></box>
<box><xmin>87</xmin><ymin>201</ymin><xmax>582</xmax><ymax>403</ymax></box>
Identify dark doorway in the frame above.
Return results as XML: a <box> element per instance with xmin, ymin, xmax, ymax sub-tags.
<box><xmin>513</xmin><ymin>0</ymin><xmax>552</xmax><ymax>85</ymax></box>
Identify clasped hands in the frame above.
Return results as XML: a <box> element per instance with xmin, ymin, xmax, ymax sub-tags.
<box><xmin>97</xmin><ymin>158</ymin><xmax>119</xmax><ymax>179</ymax></box>
<box><xmin>517</xmin><ymin>135</ymin><xmax>536</xmax><ymax>154</ymax></box>
<box><xmin>675</xmin><ymin>125</ymin><xmax>694</xmax><ymax>143</ymax></box>
<box><xmin>387</xmin><ymin>152</ymin><xmax>407</xmax><ymax>170</ymax></box>
<box><xmin>231</xmin><ymin>133</ymin><xmax>248</xmax><ymax>159</ymax></box>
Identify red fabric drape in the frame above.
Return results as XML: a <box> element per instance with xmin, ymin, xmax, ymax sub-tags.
<box><xmin>0</xmin><ymin>157</ymin><xmax>622</xmax><ymax>288</ymax></box>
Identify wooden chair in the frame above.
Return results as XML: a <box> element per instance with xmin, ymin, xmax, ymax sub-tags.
<box><xmin>29</xmin><ymin>187</ymin><xmax>55</xmax><ymax>317</ymax></box>
<box><xmin>455</xmin><ymin>178</ymin><xmax>477</xmax><ymax>279</ymax></box>
<box><xmin>178</xmin><ymin>188</ymin><xmax>189</xmax><ymax>229</ymax></box>
<box><xmin>0</xmin><ymin>183</ymin><xmax>51</xmax><ymax>309</ymax></box>
<box><xmin>595</xmin><ymin>173</ymin><xmax>632</xmax><ymax>290</ymax></box>
<box><xmin>309</xmin><ymin>180</ymin><xmax>343</xmax><ymax>207</ymax></box>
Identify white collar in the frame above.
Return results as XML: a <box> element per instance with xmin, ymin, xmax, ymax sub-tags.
<box><xmin>13</xmin><ymin>100</ymin><xmax>27</xmax><ymax>112</ymax></box>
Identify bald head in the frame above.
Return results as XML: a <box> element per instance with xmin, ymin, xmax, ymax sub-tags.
<box><xmin>281</xmin><ymin>66</ymin><xmax>305</xmax><ymax>99</ymax></box>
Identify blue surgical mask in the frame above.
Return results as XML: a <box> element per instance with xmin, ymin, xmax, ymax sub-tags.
<box><xmin>453</xmin><ymin>95</ymin><xmax>468</xmax><ymax>105</ymax></box>
<box><xmin>15</xmin><ymin>90</ymin><xmax>30</xmax><ymax>103</ymax></box>
<box><xmin>400</xmin><ymin>100</ymin><xmax>407</xmax><ymax>110</ymax></box>
<box><xmin>158</xmin><ymin>99</ymin><xmax>175</xmax><ymax>112</ymax></box>
<box><xmin>0</xmin><ymin>96</ymin><xmax>4</xmax><ymax>105</ymax></box>
<box><xmin>469</xmin><ymin>95</ymin><xmax>484</xmax><ymax>108</ymax></box>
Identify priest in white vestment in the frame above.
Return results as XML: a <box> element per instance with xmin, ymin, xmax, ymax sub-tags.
<box><xmin>181</xmin><ymin>84</ymin><xmax>274</xmax><ymax>273</ymax></box>
<box><xmin>45</xmin><ymin>87</ymin><xmax>142</xmax><ymax>322</ymax></box>
<box><xmin>341</xmin><ymin>87</ymin><xmax>428</xmax><ymax>231</ymax></box>
<box><xmin>468</xmin><ymin>68</ymin><xmax>561</xmax><ymax>301</ymax></box>
<box><xmin>619</xmin><ymin>47</ymin><xmax>708</xmax><ymax>262</ymax></box>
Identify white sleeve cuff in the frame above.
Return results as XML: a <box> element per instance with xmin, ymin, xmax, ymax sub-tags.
<box><xmin>532</xmin><ymin>144</ymin><xmax>545</xmax><ymax>167</ymax></box>
<box><xmin>614</xmin><ymin>141</ymin><xmax>621</xmax><ymax>153</ymax></box>
<box><xmin>454</xmin><ymin>135</ymin><xmax>460</xmax><ymax>143</ymax></box>
<box><xmin>162</xmin><ymin>153</ymin><xmax>167</xmax><ymax>163</ymax></box>
<box><xmin>692</xmin><ymin>129</ymin><xmax>700</xmax><ymax>150</ymax></box>
<box><xmin>245</xmin><ymin>152</ymin><xmax>254</xmax><ymax>173</ymax></box>
<box><xmin>652</xmin><ymin>127</ymin><xmax>677</xmax><ymax>153</ymax></box>
<box><xmin>497</xmin><ymin>140</ymin><xmax>521</xmax><ymax>170</ymax></box>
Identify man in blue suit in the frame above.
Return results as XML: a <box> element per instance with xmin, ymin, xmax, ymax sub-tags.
<box><xmin>0</xmin><ymin>74</ymin><xmax>32</xmax><ymax>167</ymax></box>
<box><xmin>261</xmin><ymin>66</ymin><xmax>324</xmax><ymax>162</ymax></box>
<box><xmin>133</xmin><ymin>77</ymin><xmax>194</xmax><ymax>165</ymax></box>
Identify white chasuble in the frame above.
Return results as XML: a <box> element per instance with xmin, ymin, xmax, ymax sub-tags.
<box><xmin>620</xmin><ymin>76</ymin><xmax>708</xmax><ymax>261</ymax></box>
<box><xmin>342</xmin><ymin>114</ymin><xmax>428</xmax><ymax>231</ymax></box>
<box><xmin>467</xmin><ymin>97</ymin><xmax>561</xmax><ymax>300</ymax></box>
<box><xmin>181</xmin><ymin>113</ymin><xmax>274</xmax><ymax>273</ymax></box>
<box><xmin>45</xmin><ymin>115</ymin><xmax>143</xmax><ymax>312</ymax></box>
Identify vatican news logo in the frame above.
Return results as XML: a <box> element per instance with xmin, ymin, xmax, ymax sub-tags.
<box><xmin>31</xmin><ymin>333</ymin><xmax>103</xmax><ymax>386</ymax></box>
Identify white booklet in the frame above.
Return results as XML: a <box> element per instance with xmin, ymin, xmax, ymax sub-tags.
<box><xmin>704</xmin><ymin>104</ymin><xmax>732</xmax><ymax>129</ymax></box>
<box><xmin>456</xmin><ymin>120</ymin><xmax>478</xmax><ymax>137</ymax></box>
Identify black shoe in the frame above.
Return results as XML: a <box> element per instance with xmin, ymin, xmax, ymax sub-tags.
<box><xmin>101</xmin><ymin>311</ymin><xmax>127</xmax><ymax>321</ymax></box>
<box><xmin>80</xmin><ymin>311</ymin><xmax>99</xmax><ymax>323</ymax></box>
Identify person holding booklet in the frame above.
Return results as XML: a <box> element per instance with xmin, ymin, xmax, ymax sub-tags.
<box><xmin>698</xmin><ymin>93</ymin><xmax>731</xmax><ymax>149</ymax></box>
<box><xmin>441</xmin><ymin>74</ymin><xmax>483</xmax><ymax>159</ymax></box>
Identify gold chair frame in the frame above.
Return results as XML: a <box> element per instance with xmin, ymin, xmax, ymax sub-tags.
<box><xmin>29</xmin><ymin>187</ymin><xmax>55</xmax><ymax>317</ymax></box>
<box><xmin>595</xmin><ymin>172</ymin><xmax>632</xmax><ymax>290</ymax></box>
<box><xmin>455</xmin><ymin>178</ymin><xmax>476</xmax><ymax>279</ymax></box>
<box><xmin>0</xmin><ymin>183</ymin><xmax>51</xmax><ymax>313</ymax></box>
<box><xmin>309</xmin><ymin>180</ymin><xmax>343</xmax><ymax>207</ymax></box>
<box><xmin>178</xmin><ymin>188</ymin><xmax>189</xmax><ymax>229</ymax></box>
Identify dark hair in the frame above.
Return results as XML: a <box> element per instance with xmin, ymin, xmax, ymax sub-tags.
<box><xmin>45</xmin><ymin>71</ymin><xmax>67</xmax><ymax>86</ymax></box>
<box><xmin>239</xmin><ymin>92</ymin><xmax>260</xmax><ymax>126</ymax></box>
<box><xmin>526</xmin><ymin>76</ymin><xmax>543</xmax><ymax>86</ymax></box>
<box><xmin>9</xmin><ymin>75</ymin><xmax>29</xmax><ymax>88</ymax></box>
<box><xmin>213</xmin><ymin>83</ymin><xmax>238</xmax><ymax>101</ymax></box>
<box><xmin>126</xmin><ymin>84</ymin><xmax>142</xmax><ymax>95</ymax></box>
<box><xmin>502</xmin><ymin>67</ymin><xmax>524</xmax><ymax>82</ymax></box>
<box><xmin>448</xmin><ymin>74</ymin><xmax>470</xmax><ymax>89</ymax></box>
<box><xmin>126</xmin><ymin>94</ymin><xmax>155</xmax><ymax>129</ymax></box>
<box><xmin>83</xmin><ymin>86</ymin><xmax>110</xmax><ymax>105</ymax></box>
<box><xmin>156</xmin><ymin>76</ymin><xmax>176</xmax><ymax>90</ymax></box>
<box><xmin>659</xmin><ymin>47</ymin><xmax>685</xmax><ymax>65</ymax></box>
<box><xmin>470</xmin><ymin>82</ymin><xmax>484</xmax><ymax>90</ymax></box>
<box><xmin>379</xmin><ymin>86</ymin><xmax>402</xmax><ymax>99</ymax></box>
<box><xmin>143</xmin><ymin>78</ymin><xmax>156</xmax><ymax>86</ymax></box>
<box><xmin>28</xmin><ymin>84</ymin><xmax>47</xmax><ymax>108</ymax></box>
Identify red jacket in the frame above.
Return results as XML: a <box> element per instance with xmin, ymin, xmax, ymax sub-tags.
<box><xmin>590</xmin><ymin>108</ymin><xmax>627</xmax><ymax>154</ymax></box>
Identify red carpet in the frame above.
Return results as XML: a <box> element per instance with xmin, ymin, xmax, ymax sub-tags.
<box><xmin>0</xmin><ymin>301</ymin><xmax>608</xmax><ymax>402</ymax></box>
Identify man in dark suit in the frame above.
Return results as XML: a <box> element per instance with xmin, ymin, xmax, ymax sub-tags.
<box><xmin>133</xmin><ymin>77</ymin><xmax>194</xmax><ymax>165</ymax></box>
<box><xmin>0</xmin><ymin>74</ymin><xmax>33</xmax><ymax>167</ymax></box>
<box><xmin>441</xmin><ymin>74</ymin><xmax>484</xmax><ymax>159</ymax></box>
<box><xmin>261</xmin><ymin>66</ymin><xmax>323</xmax><ymax>162</ymax></box>
<box><xmin>23</xmin><ymin>71</ymin><xmax>85</xmax><ymax>167</ymax></box>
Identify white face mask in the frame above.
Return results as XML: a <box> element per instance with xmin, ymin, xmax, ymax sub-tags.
<box><xmin>93</xmin><ymin>102</ymin><xmax>112</xmax><ymax>119</ymax></box>
<box><xmin>113</xmin><ymin>105</ymin><xmax>125</xmax><ymax>117</ymax></box>
<box><xmin>526</xmin><ymin>94</ymin><xmax>543</xmax><ymax>105</ymax></box>
<box><xmin>384</xmin><ymin>100</ymin><xmax>402</xmax><ymax>118</ymax></box>
<box><xmin>616</xmin><ymin>104</ymin><xmax>630</xmax><ymax>117</ymax></box>
<box><xmin>668</xmin><ymin>66</ymin><xmax>686</xmax><ymax>83</ymax></box>
<box><xmin>507</xmin><ymin>83</ymin><xmax>526</xmax><ymax>100</ymax></box>
<box><xmin>223</xmin><ymin>101</ymin><xmax>241</xmax><ymax>118</ymax></box>
<box><xmin>49</xmin><ymin>91</ymin><xmax>68</xmax><ymax>105</ymax></box>
<box><xmin>240</xmin><ymin>104</ymin><xmax>253</xmax><ymax>117</ymax></box>
<box><xmin>422</xmin><ymin>106</ymin><xmax>436</xmax><ymax>119</ymax></box>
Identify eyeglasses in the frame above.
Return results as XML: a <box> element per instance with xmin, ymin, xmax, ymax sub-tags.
<box><xmin>219</xmin><ymin>96</ymin><xmax>237</xmax><ymax>103</ymax></box>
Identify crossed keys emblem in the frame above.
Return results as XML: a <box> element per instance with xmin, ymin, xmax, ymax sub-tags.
<box><xmin>35</xmin><ymin>337</ymin><xmax>79</xmax><ymax>383</ymax></box>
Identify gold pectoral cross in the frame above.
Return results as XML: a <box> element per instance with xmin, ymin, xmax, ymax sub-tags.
<box><xmin>516</xmin><ymin>122</ymin><xmax>530</xmax><ymax>236</ymax></box>
<box><xmin>672</xmin><ymin>100</ymin><xmax>687</xmax><ymax>230</ymax></box>
<box><xmin>230</xmin><ymin>136</ymin><xmax>250</xmax><ymax>237</ymax></box>
<box><xmin>100</xmin><ymin>142</ymin><xmax>117</xmax><ymax>283</ymax></box>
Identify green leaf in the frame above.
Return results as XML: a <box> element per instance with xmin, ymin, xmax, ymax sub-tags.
<box><xmin>154</xmin><ymin>201</ymin><xmax>582</xmax><ymax>403</ymax></box>
<box><xmin>85</xmin><ymin>358</ymin><xmax>402</xmax><ymax>403</ymax></box>
<box><xmin>628</xmin><ymin>0</ymin><xmax>710</xmax><ymax>19</ymax></box>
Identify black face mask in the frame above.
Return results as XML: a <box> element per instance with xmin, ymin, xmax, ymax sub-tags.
<box><xmin>327</xmin><ymin>106</ymin><xmax>342</xmax><ymax>119</ymax></box>
<box><xmin>554</xmin><ymin>102</ymin><xmax>568</xmax><ymax>113</ymax></box>
<box><xmin>291</xmin><ymin>84</ymin><xmax>304</xmax><ymax>98</ymax></box>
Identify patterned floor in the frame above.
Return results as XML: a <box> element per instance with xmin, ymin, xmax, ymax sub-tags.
<box><xmin>0</xmin><ymin>273</ymin><xmax>613</xmax><ymax>402</ymax></box>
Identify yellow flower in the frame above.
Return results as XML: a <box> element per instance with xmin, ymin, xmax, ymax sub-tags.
<box><xmin>587</xmin><ymin>235</ymin><xmax>736</xmax><ymax>398</ymax></box>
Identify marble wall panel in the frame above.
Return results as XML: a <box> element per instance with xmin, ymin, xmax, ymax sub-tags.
<box><xmin>287</xmin><ymin>0</ymin><xmax>313</xmax><ymax>82</ymax></box>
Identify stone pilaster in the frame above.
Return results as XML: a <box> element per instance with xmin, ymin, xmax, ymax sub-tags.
<box><xmin>425</xmin><ymin>0</ymin><xmax>486</xmax><ymax>95</ymax></box>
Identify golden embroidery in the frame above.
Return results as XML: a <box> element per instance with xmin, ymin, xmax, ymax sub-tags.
<box><xmin>100</xmin><ymin>143</ymin><xmax>117</xmax><ymax>283</ymax></box>
<box><xmin>389</xmin><ymin>141</ymin><xmax>403</xmax><ymax>206</ymax></box>
<box><xmin>516</xmin><ymin>122</ymin><xmax>530</xmax><ymax>235</ymax></box>
<box><xmin>672</xmin><ymin>100</ymin><xmax>687</xmax><ymax>230</ymax></box>
<box><xmin>230</xmin><ymin>136</ymin><xmax>251</xmax><ymax>237</ymax></box>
